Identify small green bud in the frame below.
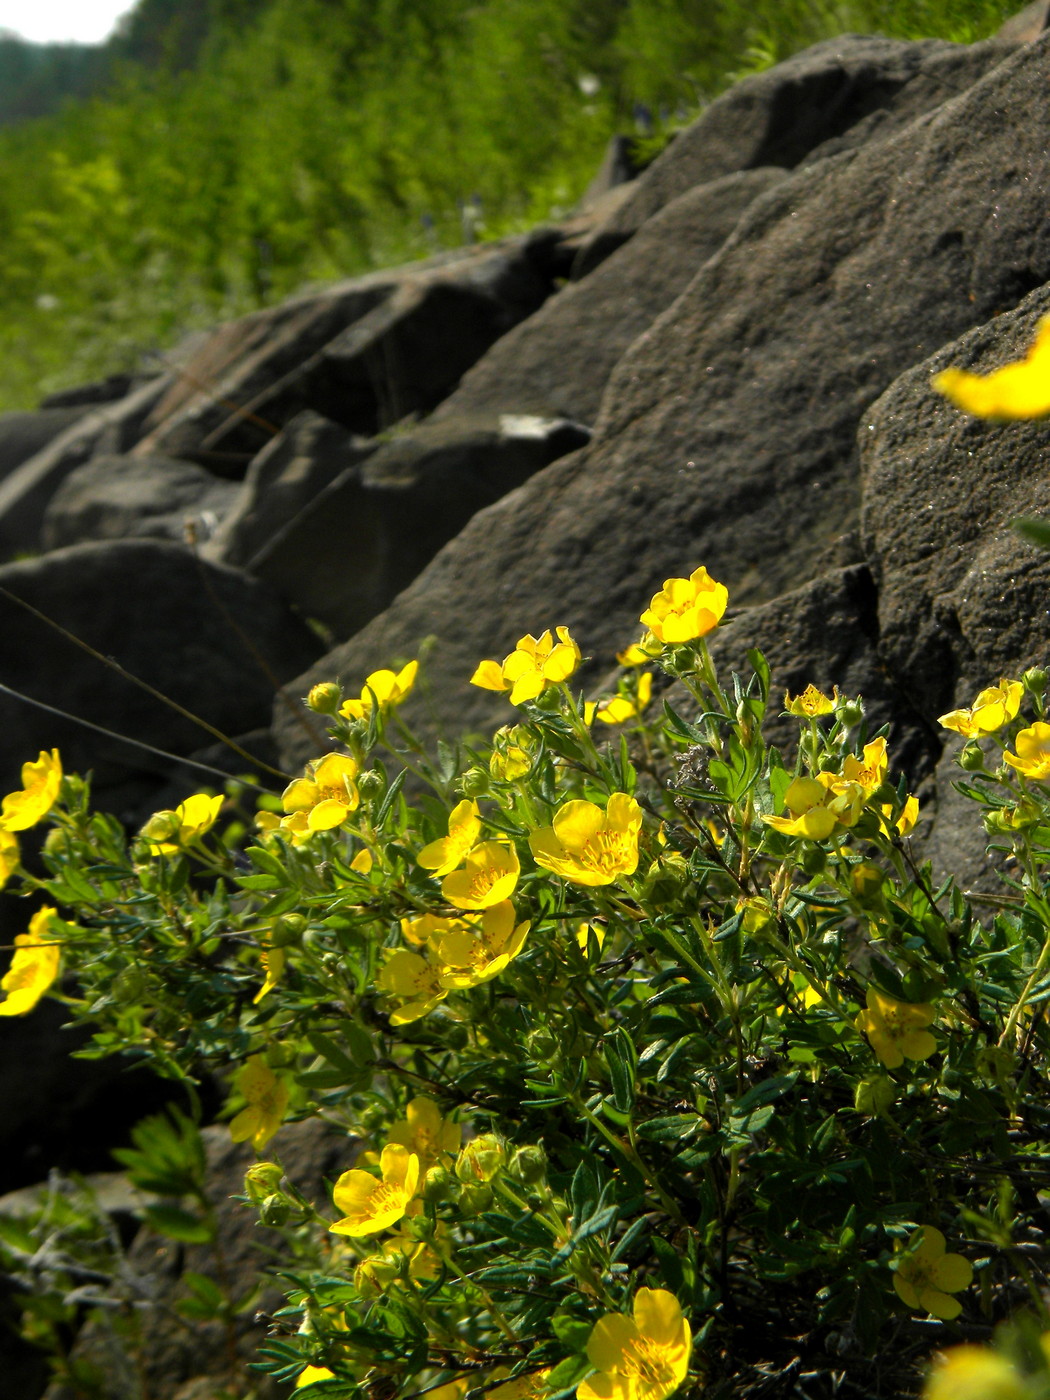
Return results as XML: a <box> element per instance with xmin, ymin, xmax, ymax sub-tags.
<box><xmin>260</xmin><ymin>1193</ymin><xmax>292</xmax><ymax>1227</ymax></box>
<box><xmin>983</xmin><ymin>809</ymin><xmax>1014</xmax><ymax>835</ymax></box>
<box><xmin>307</xmin><ymin>682</ymin><xmax>342</xmax><ymax>715</ymax></box>
<box><xmin>509</xmin><ymin>1145</ymin><xmax>547</xmax><ymax>1187</ymax></box>
<box><xmin>423</xmin><ymin>1165</ymin><xmax>454</xmax><ymax>1204</ymax></box>
<box><xmin>958</xmin><ymin>742</ymin><xmax>986</xmax><ymax>772</ymax></box>
<box><xmin>526</xmin><ymin>1025</ymin><xmax>559</xmax><ymax>1062</ymax></box>
<box><xmin>1022</xmin><ymin>667</ymin><xmax>1048</xmax><ymax>696</ymax></box>
<box><xmin>270</xmin><ymin>913</ymin><xmax>307</xmax><ymax>948</ymax></box>
<box><xmin>42</xmin><ymin>827</ymin><xmax>70</xmax><ymax>857</ymax></box>
<box><xmin>835</xmin><ymin>698</ymin><xmax>865</xmax><ymax>728</ymax></box>
<box><xmin>112</xmin><ymin>966</ymin><xmax>147</xmax><ymax>1004</ymax></box>
<box><xmin>457</xmin><ymin>1182</ymin><xmax>494</xmax><ymax>1216</ymax></box>
<box><xmin>854</xmin><ymin>1074</ymin><xmax>895</xmax><ymax>1116</ymax></box>
<box><xmin>850</xmin><ymin>862</ymin><xmax>886</xmax><ymax>909</ymax></box>
<box><xmin>799</xmin><ymin>844</ymin><xmax>826</xmax><ymax>876</ymax></box>
<box><xmin>244</xmin><ymin>1162</ymin><xmax>285</xmax><ymax>1205</ymax></box>
<box><xmin>140</xmin><ymin>810</ymin><xmax>180</xmax><ymax>843</ymax></box>
<box><xmin>459</xmin><ymin>766</ymin><xmax>491</xmax><ymax>798</ymax></box>
<box><xmin>456</xmin><ymin>1133</ymin><xmax>506</xmax><ymax>1184</ymax></box>
<box><xmin>356</xmin><ymin>769</ymin><xmax>385</xmax><ymax>800</ymax></box>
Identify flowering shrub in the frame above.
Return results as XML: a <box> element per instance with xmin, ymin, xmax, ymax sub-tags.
<box><xmin>3</xmin><ymin>568</ymin><xmax>1050</xmax><ymax>1399</ymax></box>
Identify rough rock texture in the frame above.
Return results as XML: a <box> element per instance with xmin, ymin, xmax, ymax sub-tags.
<box><xmin>861</xmin><ymin>282</ymin><xmax>1050</xmax><ymax>888</ymax></box>
<box><xmin>0</xmin><ymin>408</ymin><xmax>91</xmax><ymax>480</ymax></box>
<box><xmin>43</xmin><ymin>1120</ymin><xmax>357</xmax><ymax>1400</ymax></box>
<box><xmin>137</xmin><ymin>238</ymin><xmax>553</xmax><ymax>468</ymax></box>
<box><xmin>246</xmin><ymin>413</ymin><xmax>590</xmax><ymax>638</ymax></box>
<box><xmin>41</xmin><ymin>454</ymin><xmax>240</xmax><ymax>550</ymax></box>
<box><xmin>998</xmin><ymin>0</ymin><xmax>1050</xmax><ymax>42</ymax></box>
<box><xmin>275</xmin><ymin>34</ymin><xmax>1050</xmax><ymax>770</ymax></box>
<box><xmin>0</xmin><ymin>540</ymin><xmax>320</xmax><ymax>807</ymax></box>
<box><xmin>203</xmin><ymin>411</ymin><xmax>376</xmax><ymax>569</ymax></box>
<box><xmin>0</xmin><ymin>377</ymin><xmax>174</xmax><ymax>561</ymax></box>
<box><xmin>572</xmin><ymin>34</ymin><xmax>1015</xmax><ymax>277</ymax></box>
<box><xmin>430</xmin><ymin>168</ymin><xmax>787</xmax><ymax>425</ymax></box>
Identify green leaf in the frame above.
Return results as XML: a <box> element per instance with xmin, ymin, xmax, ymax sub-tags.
<box><xmin>142</xmin><ymin>1203</ymin><xmax>213</xmax><ymax>1244</ymax></box>
<box><xmin>1013</xmin><ymin>516</ymin><xmax>1050</xmax><ymax>550</ymax></box>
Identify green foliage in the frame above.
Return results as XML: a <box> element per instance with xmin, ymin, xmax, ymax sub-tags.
<box><xmin>4</xmin><ymin>567</ymin><xmax>1050</xmax><ymax>1396</ymax></box>
<box><xmin>0</xmin><ymin>0</ymin><xmax>1021</xmax><ymax>409</ymax></box>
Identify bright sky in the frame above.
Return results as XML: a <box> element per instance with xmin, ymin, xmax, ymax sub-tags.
<box><xmin>0</xmin><ymin>1</ymin><xmax>135</xmax><ymax>44</ymax></box>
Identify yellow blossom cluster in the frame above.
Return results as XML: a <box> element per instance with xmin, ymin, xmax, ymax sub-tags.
<box><xmin>0</xmin><ymin>749</ymin><xmax>62</xmax><ymax>896</ymax></box>
<box><xmin>471</xmin><ymin>627</ymin><xmax>581</xmax><ymax>705</ymax></box>
<box><xmin>764</xmin><ymin>738</ymin><xmax>890</xmax><ymax>839</ymax></box>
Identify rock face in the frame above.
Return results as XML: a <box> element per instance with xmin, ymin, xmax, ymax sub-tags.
<box><xmin>275</xmin><ymin>32</ymin><xmax>1048</xmax><ymax>770</ymax></box>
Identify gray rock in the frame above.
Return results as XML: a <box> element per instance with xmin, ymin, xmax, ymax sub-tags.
<box><xmin>0</xmin><ymin>407</ymin><xmax>91</xmax><ymax>480</ymax></box>
<box><xmin>39</xmin><ymin>373</ymin><xmax>140</xmax><ymax>409</ymax></box>
<box><xmin>860</xmin><ymin>282</ymin><xmax>1050</xmax><ymax>889</ymax></box>
<box><xmin>998</xmin><ymin>0</ymin><xmax>1050</xmax><ymax>42</ymax></box>
<box><xmin>137</xmin><ymin>237</ymin><xmax>552</xmax><ymax>469</ymax></box>
<box><xmin>432</xmin><ymin>167</ymin><xmax>786</xmax><ymax>424</ymax></box>
<box><xmin>0</xmin><ymin>539</ymin><xmax>320</xmax><ymax>808</ymax></box>
<box><xmin>203</xmin><ymin>411</ymin><xmax>375</xmax><ymax>569</ymax></box>
<box><xmin>42</xmin><ymin>454</ymin><xmax>240</xmax><ymax>550</ymax></box>
<box><xmin>272</xmin><ymin>35</ymin><xmax>1050</xmax><ymax>771</ymax></box>
<box><xmin>249</xmin><ymin>413</ymin><xmax>590</xmax><ymax>639</ymax></box>
<box><xmin>572</xmin><ymin>34</ymin><xmax>1015</xmax><ymax>278</ymax></box>
<box><xmin>0</xmin><ymin>376</ymin><xmax>173</xmax><ymax>562</ymax></box>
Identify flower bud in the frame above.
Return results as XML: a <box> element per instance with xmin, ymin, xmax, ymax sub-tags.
<box><xmin>140</xmin><ymin>811</ymin><xmax>180</xmax><ymax>843</ymax></box>
<box><xmin>244</xmin><ymin>1162</ymin><xmax>285</xmax><ymax>1205</ymax></box>
<box><xmin>42</xmin><ymin>827</ymin><xmax>71</xmax><ymax>857</ymax></box>
<box><xmin>508</xmin><ymin>1145</ymin><xmax>547</xmax><ymax>1186</ymax></box>
<box><xmin>423</xmin><ymin>1165</ymin><xmax>454</xmax><ymax>1204</ymax></box>
<box><xmin>112</xmin><ymin>966</ymin><xmax>147</xmax><ymax>1004</ymax></box>
<box><xmin>356</xmin><ymin>769</ymin><xmax>385</xmax><ymax>800</ymax></box>
<box><xmin>850</xmin><ymin>862</ymin><xmax>886</xmax><ymax>909</ymax></box>
<box><xmin>455</xmin><ymin>1133</ymin><xmax>506</xmax><ymax>1184</ymax></box>
<box><xmin>260</xmin><ymin>1193</ymin><xmax>292</xmax><ymax>1227</ymax></box>
<box><xmin>1022</xmin><ymin>667</ymin><xmax>1048</xmax><ymax>696</ymax></box>
<box><xmin>270</xmin><ymin>913</ymin><xmax>307</xmax><ymax>948</ymax></box>
<box><xmin>799</xmin><ymin>844</ymin><xmax>826</xmax><ymax>876</ymax></box>
<box><xmin>958</xmin><ymin>742</ymin><xmax>986</xmax><ymax>772</ymax></box>
<box><xmin>854</xmin><ymin>1074</ymin><xmax>895</xmax><ymax>1116</ymax></box>
<box><xmin>835</xmin><ymin>697</ymin><xmax>865</xmax><ymax>728</ymax></box>
<box><xmin>307</xmin><ymin>683</ymin><xmax>343</xmax><ymax>715</ymax></box>
<box><xmin>459</xmin><ymin>766</ymin><xmax>491</xmax><ymax>798</ymax></box>
<box><xmin>526</xmin><ymin>1025</ymin><xmax>559</xmax><ymax>1062</ymax></box>
<box><xmin>457</xmin><ymin>1182</ymin><xmax>494</xmax><ymax>1216</ymax></box>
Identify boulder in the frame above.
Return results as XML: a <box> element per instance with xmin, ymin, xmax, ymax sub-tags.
<box><xmin>431</xmin><ymin>167</ymin><xmax>786</xmax><ymax>425</ymax></box>
<box><xmin>998</xmin><ymin>0</ymin><xmax>1050</xmax><ymax>42</ymax></box>
<box><xmin>0</xmin><ymin>407</ymin><xmax>92</xmax><ymax>481</ymax></box>
<box><xmin>0</xmin><ymin>540</ymin><xmax>320</xmax><ymax>813</ymax></box>
<box><xmin>860</xmin><ymin>282</ymin><xmax>1050</xmax><ymax>888</ymax></box>
<box><xmin>136</xmin><ymin>238</ymin><xmax>553</xmax><ymax>468</ymax></box>
<box><xmin>273</xmin><ymin>34</ymin><xmax>1050</xmax><ymax>771</ymax></box>
<box><xmin>202</xmin><ymin>411</ymin><xmax>375</xmax><ymax>569</ymax></box>
<box><xmin>0</xmin><ymin>376</ymin><xmax>174</xmax><ymax>562</ymax></box>
<box><xmin>41</xmin><ymin>454</ymin><xmax>240</xmax><ymax>550</ymax></box>
<box><xmin>572</xmin><ymin>34</ymin><xmax>1015</xmax><ymax>278</ymax></box>
<box><xmin>246</xmin><ymin>413</ymin><xmax>590</xmax><ymax>639</ymax></box>
<box><xmin>39</xmin><ymin>373</ymin><xmax>140</xmax><ymax>409</ymax></box>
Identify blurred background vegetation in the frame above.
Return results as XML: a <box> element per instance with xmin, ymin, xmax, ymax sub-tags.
<box><xmin>0</xmin><ymin>0</ymin><xmax>1021</xmax><ymax>411</ymax></box>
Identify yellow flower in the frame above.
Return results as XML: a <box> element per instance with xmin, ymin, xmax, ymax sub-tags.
<box><xmin>400</xmin><ymin>911</ymin><xmax>468</xmax><ymax>947</ymax></box>
<box><xmin>529</xmin><ymin>793</ymin><xmax>642</xmax><ymax>887</ymax></box>
<box><xmin>1004</xmin><ymin>722</ymin><xmax>1050</xmax><ymax>780</ymax></box>
<box><xmin>387</xmin><ymin>1096</ymin><xmax>461</xmax><ymax>1168</ymax></box>
<box><xmin>617</xmin><ymin>634</ymin><xmax>661</xmax><ymax>666</ymax></box>
<box><xmin>784</xmin><ymin>684</ymin><xmax>837</xmax><ymax>718</ymax></box>
<box><xmin>296</xmin><ymin>1366</ymin><xmax>336</xmax><ymax>1388</ymax></box>
<box><xmin>441</xmin><ymin>840</ymin><xmax>520</xmax><ymax>909</ymax></box>
<box><xmin>576</xmin><ymin>921</ymin><xmax>606</xmax><ymax>953</ymax></box>
<box><xmin>578</xmin><ymin>1288</ymin><xmax>692</xmax><ymax>1400</ymax></box>
<box><xmin>0</xmin><ymin>907</ymin><xmax>61</xmax><ymax>1017</ymax></box>
<box><xmin>470</xmin><ymin>627</ymin><xmax>582</xmax><ymax>705</ymax></box>
<box><xmin>377</xmin><ymin>949</ymin><xmax>449</xmax><ymax>1024</ymax></box>
<box><xmin>923</xmin><ymin>1346</ymin><xmax>1027</xmax><ymax>1400</ymax></box>
<box><xmin>933</xmin><ymin>315</ymin><xmax>1050</xmax><ymax>419</ymax></box>
<box><xmin>840</xmin><ymin>736</ymin><xmax>888</xmax><ymax>795</ymax></box>
<box><xmin>939</xmin><ymin>679</ymin><xmax>1023</xmax><ymax>737</ymax></box>
<box><xmin>432</xmin><ymin>900</ymin><xmax>531</xmax><ymax>988</ymax></box>
<box><xmin>596</xmin><ymin>673</ymin><xmax>653</xmax><ymax>724</ymax></box>
<box><xmin>253</xmin><ymin>945</ymin><xmax>286</xmax><ymax>1004</ymax></box>
<box><xmin>229</xmin><ymin>1055</ymin><xmax>290</xmax><ymax>1151</ymax></box>
<box><xmin>893</xmin><ymin>1226</ymin><xmax>972</xmax><ymax>1320</ymax></box>
<box><xmin>338</xmin><ymin>661</ymin><xmax>418</xmax><ymax>721</ymax></box>
<box><xmin>329</xmin><ymin>1142</ymin><xmax>420</xmax><ymax>1237</ymax></box>
<box><xmin>488</xmin><ymin>1367</ymin><xmax>552</xmax><ymax>1400</ymax></box>
<box><xmin>355</xmin><ymin>1224</ymin><xmax>443</xmax><ymax>1295</ymax></box>
<box><xmin>350</xmin><ymin>847</ymin><xmax>373</xmax><ymax>874</ymax></box>
<box><xmin>1</xmin><ymin>749</ymin><xmax>62</xmax><ymax>831</ymax></box>
<box><xmin>0</xmin><ymin>829</ymin><xmax>19</xmax><ymax>891</ymax></box>
<box><xmin>145</xmin><ymin>793</ymin><xmax>224</xmax><ymax>855</ymax></box>
<box><xmin>763</xmin><ymin>776</ymin><xmax>839</xmax><ymax>840</ymax></box>
<box><xmin>417</xmin><ymin>799</ymin><xmax>481</xmax><ymax>877</ymax></box>
<box><xmin>856</xmin><ymin>988</ymin><xmax>937</xmax><ymax>1069</ymax></box>
<box><xmin>639</xmin><ymin>566</ymin><xmax>728</xmax><ymax>646</ymax></box>
<box><xmin>881</xmin><ymin>794</ymin><xmax>919</xmax><ymax>837</ymax></box>
<box><xmin>281</xmin><ymin>753</ymin><xmax>360</xmax><ymax>837</ymax></box>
